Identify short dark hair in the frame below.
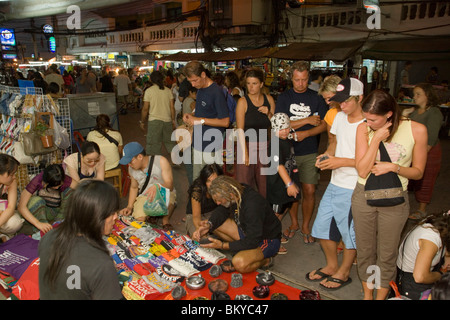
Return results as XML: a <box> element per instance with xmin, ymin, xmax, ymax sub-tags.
<box><xmin>0</xmin><ymin>154</ymin><xmax>19</xmax><ymax>176</ymax></box>
<box><xmin>43</xmin><ymin>164</ymin><xmax>65</xmax><ymax>188</ymax></box>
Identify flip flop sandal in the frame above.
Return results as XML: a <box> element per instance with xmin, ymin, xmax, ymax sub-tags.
<box><xmin>408</xmin><ymin>210</ymin><xmax>427</xmax><ymax>220</ymax></box>
<box><xmin>319</xmin><ymin>277</ymin><xmax>352</xmax><ymax>291</ymax></box>
<box><xmin>305</xmin><ymin>268</ymin><xmax>332</xmax><ymax>282</ymax></box>
<box><xmin>277</xmin><ymin>246</ymin><xmax>288</xmax><ymax>255</ymax></box>
<box><xmin>300</xmin><ymin>231</ymin><xmax>315</xmax><ymax>244</ymax></box>
<box><xmin>281</xmin><ymin>228</ymin><xmax>299</xmax><ymax>244</ymax></box>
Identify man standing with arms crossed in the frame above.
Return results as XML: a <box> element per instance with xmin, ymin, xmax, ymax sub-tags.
<box><xmin>182</xmin><ymin>61</ymin><xmax>229</xmax><ymax>180</ymax></box>
<box><xmin>275</xmin><ymin>61</ymin><xmax>328</xmax><ymax>244</ymax></box>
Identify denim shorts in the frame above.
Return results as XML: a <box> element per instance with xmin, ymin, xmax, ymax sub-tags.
<box><xmin>311</xmin><ymin>183</ymin><xmax>356</xmax><ymax>249</ymax></box>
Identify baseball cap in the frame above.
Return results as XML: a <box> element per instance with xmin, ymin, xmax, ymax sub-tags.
<box><xmin>329</xmin><ymin>78</ymin><xmax>364</xmax><ymax>103</ymax></box>
<box><xmin>119</xmin><ymin>142</ymin><xmax>144</xmax><ymax>165</ymax></box>
<box><xmin>271</xmin><ymin>113</ymin><xmax>291</xmax><ymax>131</ymax></box>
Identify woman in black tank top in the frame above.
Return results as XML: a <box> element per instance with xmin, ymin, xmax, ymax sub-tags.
<box><xmin>235</xmin><ymin>68</ymin><xmax>276</xmax><ymax>198</ymax></box>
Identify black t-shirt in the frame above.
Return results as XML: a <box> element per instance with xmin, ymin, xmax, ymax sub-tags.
<box><xmin>38</xmin><ymin>229</ymin><xmax>123</xmax><ymax>300</ymax></box>
<box><xmin>266</xmin><ymin>137</ymin><xmax>301</xmax><ymax>205</ymax></box>
<box><xmin>185</xmin><ymin>181</ymin><xmax>218</xmax><ymax>215</ymax></box>
<box><xmin>275</xmin><ymin>88</ymin><xmax>328</xmax><ymax>156</ymax></box>
<box><xmin>100</xmin><ymin>75</ymin><xmax>114</xmax><ymax>92</ymax></box>
<box><xmin>208</xmin><ymin>185</ymin><xmax>282</xmax><ymax>253</ymax></box>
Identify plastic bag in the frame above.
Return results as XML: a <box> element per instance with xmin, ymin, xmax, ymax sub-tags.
<box><xmin>143</xmin><ymin>184</ymin><xmax>170</xmax><ymax>217</ymax></box>
<box><xmin>52</xmin><ymin>117</ymin><xmax>70</xmax><ymax>149</ymax></box>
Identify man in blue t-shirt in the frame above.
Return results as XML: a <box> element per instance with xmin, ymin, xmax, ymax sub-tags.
<box><xmin>275</xmin><ymin>61</ymin><xmax>328</xmax><ymax>244</ymax></box>
<box><xmin>182</xmin><ymin>61</ymin><xmax>229</xmax><ymax>179</ymax></box>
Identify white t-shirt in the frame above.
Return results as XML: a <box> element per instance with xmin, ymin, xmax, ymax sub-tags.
<box><xmin>397</xmin><ymin>224</ymin><xmax>443</xmax><ymax>273</ymax></box>
<box><xmin>330</xmin><ymin>111</ymin><xmax>365</xmax><ymax>189</ymax></box>
<box><xmin>128</xmin><ymin>155</ymin><xmax>164</xmax><ymax>195</ymax></box>
<box><xmin>113</xmin><ymin>74</ymin><xmax>131</xmax><ymax>96</ymax></box>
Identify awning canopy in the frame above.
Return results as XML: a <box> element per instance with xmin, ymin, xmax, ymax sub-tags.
<box><xmin>160</xmin><ymin>47</ymin><xmax>277</xmax><ymax>62</ymax></box>
<box><xmin>270</xmin><ymin>41</ymin><xmax>364</xmax><ymax>62</ymax></box>
<box><xmin>361</xmin><ymin>37</ymin><xmax>450</xmax><ymax>61</ymax></box>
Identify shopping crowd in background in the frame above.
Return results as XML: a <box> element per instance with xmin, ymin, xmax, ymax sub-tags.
<box><xmin>1</xmin><ymin>59</ymin><xmax>449</xmax><ymax>300</ymax></box>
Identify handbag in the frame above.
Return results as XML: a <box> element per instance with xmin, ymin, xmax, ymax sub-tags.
<box><xmin>13</xmin><ymin>140</ymin><xmax>34</xmax><ymax>164</ymax></box>
<box><xmin>364</xmin><ymin>142</ymin><xmax>405</xmax><ymax>207</ymax></box>
<box><xmin>37</xmin><ymin>187</ymin><xmax>62</xmax><ymax>208</ymax></box>
<box><xmin>21</xmin><ymin>131</ymin><xmax>57</xmax><ymax>156</ymax></box>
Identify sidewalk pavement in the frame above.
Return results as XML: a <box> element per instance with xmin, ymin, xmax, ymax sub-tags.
<box><xmin>118</xmin><ymin>111</ymin><xmax>450</xmax><ymax>300</ymax></box>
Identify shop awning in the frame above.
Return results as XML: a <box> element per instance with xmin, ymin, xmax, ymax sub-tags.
<box><xmin>269</xmin><ymin>41</ymin><xmax>364</xmax><ymax>62</ymax></box>
<box><xmin>361</xmin><ymin>37</ymin><xmax>450</xmax><ymax>61</ymax></box>
<box><xmin>160</xmin><ymin>47</ymin><xmax>278</xmax><ymax>62</ymax></box>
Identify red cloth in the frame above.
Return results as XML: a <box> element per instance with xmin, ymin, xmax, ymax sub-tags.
<box><xmin>409</xmin><ymin>143</ymin><xmax>442</xmax><ymax>204</ymax></box>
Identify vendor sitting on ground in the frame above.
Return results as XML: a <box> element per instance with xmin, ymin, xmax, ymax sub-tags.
<box><xmin>118</xmin><ymin>142</ymin><xmax>176</xmax><ymax>231</ymax></box>
<box><xmin>192</xmin><ymin>175</ymin><xmax>282</xmax><ymax>273</ymax></box>
<box><xmin>18</xmin><ymin>164</ymin><xmax>77</xmax><ymax>235</ymax></box>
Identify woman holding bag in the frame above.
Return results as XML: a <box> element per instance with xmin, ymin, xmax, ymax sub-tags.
<box><xmin>352</xmin><ymin>90</ymin><xmax>428</xmax><ymax>300</ymax></box>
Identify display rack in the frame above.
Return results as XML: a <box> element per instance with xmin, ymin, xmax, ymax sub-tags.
<box><xmin>0</xmin><ymin>85</ymin><xmax>73</xmax><ymax>192</ymax></box>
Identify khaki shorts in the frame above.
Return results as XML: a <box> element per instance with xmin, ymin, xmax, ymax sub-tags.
<box><xmin>295</xmin><ymin>153</ymin><xmax>319</xmax><ymax>185</ymax></box>
<box><xmin>0</xmin><ymin>212</ymin><xmax>24</xmax><ymax>237</ymax></box>
<box><xmin>132</xmin><ymin>188</ymin><xmax>177</xmax><ymax>220</ymax></box>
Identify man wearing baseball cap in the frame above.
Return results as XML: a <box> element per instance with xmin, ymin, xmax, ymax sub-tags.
<box><xmin>306</xmin><ymin>77</ymin><xmax>364</xmax><ymax>290</ymax></box>
<box><xmin>328</xmin><ymin>77</ymin><xmax>365</xmax><ymax>103</ymax></box>
<box><xmin>119</xmin><ymin>142</ymin><xmax>177</xmax><ymax>230</ymax></box>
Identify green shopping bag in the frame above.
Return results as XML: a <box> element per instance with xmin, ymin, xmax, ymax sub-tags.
<box><xmin>143</xmin><ymin>184</ymin><xmax>169</xmax><ymax>217</ymax></box>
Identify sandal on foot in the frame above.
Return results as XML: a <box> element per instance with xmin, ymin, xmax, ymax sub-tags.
<box><xmin>305</xmin><ymin>268</ymin><xmax>332</xmax><ymax>282</ymax></box>
<box><xmin>300</xmin><ymin>231</ymin><xmax>315</xmax><ymax>244</ymax></box>
<box><xmin>281</xmin><ymin>228</ymin><xmax>299</xmax><ymax>244</ymax></box>
<box><xmin>409</xmin><ymin>210</ymin><xmax>426</xmax><ymax>220</ymax></box>
<box><xmin>319</xmin><ymin>277</ymin><xmax>352</xmax><ymax>291</ymax></box>
<box><xmin>277</xmin><ymin>245</ymin><xmax>288</xmax><ymax>255</ymax></box>
<box><xmin>261</xmin><ymin>257</ymin><xmax>274</xmax><ymax>271</ymax></box>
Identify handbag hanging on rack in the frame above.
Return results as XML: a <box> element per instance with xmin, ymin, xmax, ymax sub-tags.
<box><xmin>364</xmin><ymin>142</ymin><xmax>405</xmax><ymax>207</ymax></box>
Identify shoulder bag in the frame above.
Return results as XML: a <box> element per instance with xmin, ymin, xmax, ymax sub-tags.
<box><xmin>364</xmin><ymin>141</ymin><xmax>405</xmax><ymax>207</ymax></box>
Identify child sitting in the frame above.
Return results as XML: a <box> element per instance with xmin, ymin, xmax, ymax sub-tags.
<box><xmin>266</xmin><ymin>113</ymin><xmax>301</xmax><ymax>254</ymax></box>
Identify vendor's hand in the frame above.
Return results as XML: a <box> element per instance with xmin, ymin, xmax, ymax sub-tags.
<box><xmin>200</xmin><ymin>237</ymin><xmax>223</xmax><ymax>250</ymax></box>
<box><xmin>308</xmin><ymin>115</ymin><xmax>321</xmax><ymax>126</ymax></box>
<box><xmin>370</xmin><ymin>161</ymin><xmax>396</xmax><ymax>176</ymax></box>
<box><xmin>139</xmin><ymin>121</ymin><xmax>146</xmax><ymax>131</ymax></box>
<box><xmin>286</xmin><ymin>183</ymin><xmax>299</xmax><ymax>198</ymax></box>
<box><xmin>120</xmin><ymin>207</ymin><xmax>132</xmax><ymax>216</ymax></box>
<box><xmin>192</xmin><ymin>220</ymin><xmax>211</xmax><ymax>242</ymax></box>
<box><xmin>37</xmin><ymin>222</ymin><xmax>53</xmax><ymax>234</ymax></box>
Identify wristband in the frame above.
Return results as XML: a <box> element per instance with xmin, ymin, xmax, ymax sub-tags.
<box><xmin>285</xmin><ymin>180</ymin><xmax>294</xmax><ymax>188</ymax></box>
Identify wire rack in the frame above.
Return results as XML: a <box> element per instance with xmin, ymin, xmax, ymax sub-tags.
<box><xmin>0</xmin><ymin>85</ymin><xmax>73</xmax><ymax>192</ymax></box>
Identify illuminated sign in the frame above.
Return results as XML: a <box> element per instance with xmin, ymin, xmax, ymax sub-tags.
<box><xmin>0</xmin><ymin>29</ymin><xmax>16</xmax><ymax>46</ymax></box>
<box><xmin>43</xmin><ymin>24</ymin><xmax>54</xmax><ymax>34</ymax></box>
<box><xmin>2</xmin><ymin>53</ymin><xmax>17</xmax><ymax>59</ymax></box>
<box><xmin>49</xmin><ymin>36</ymin><xmax>56</xmax><ymax>53</ymax></box>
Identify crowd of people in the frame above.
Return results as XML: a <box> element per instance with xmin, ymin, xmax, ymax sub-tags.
<box><xmin>0</xmin><ymin>59</ymin><xmax>449</xmax><ymax>300</ymax></box>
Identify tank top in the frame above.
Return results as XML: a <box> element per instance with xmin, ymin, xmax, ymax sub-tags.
<box><xmin>243</xmin><ymin>94</ymin><xmax>272</xmax><ymax>142</ymax></box>
<box><xmin>358</xmin><ymin>120</ymin><xmax>415</xmax><ymax>190</ymax></box>
<box><xmin>129</xmin><ymin>155</ymin><xmax>164</xmax><ymax>195</ymax></box>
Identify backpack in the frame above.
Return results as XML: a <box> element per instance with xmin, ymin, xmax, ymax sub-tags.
<box><xmin>223</xmin><ymin>87</ymin><xmax>237</xmax><ymax>125</ymax></box>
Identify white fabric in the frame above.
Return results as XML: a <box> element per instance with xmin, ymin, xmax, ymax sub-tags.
<box><xmin>113</xmin><ymin>74</ymin><xmax>131</xmax><ymax>96</ymax></box>
<box><xmin>397</xmin><ymin>224</ymin><xmax>443</xmax><ymax>273</ymax></box>
<box><xmin>330</xmin><ymin>111</ymin><xmax>365</xmax><ymax>189</ymax></box>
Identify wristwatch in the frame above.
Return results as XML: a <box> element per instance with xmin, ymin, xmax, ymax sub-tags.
<box><xmin>200</xmin><ymin>118</ymin><xmax>205</xmax><ymax>125</ymax></box>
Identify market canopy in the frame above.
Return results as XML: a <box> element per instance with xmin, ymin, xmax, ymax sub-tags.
<box><xmin>160</xmin><ymin>47</ymin><xmax>278</xmax><ymax>62</ymax></box>
<box><xmin>269</xmin><ymin>41</ymin><xmax>364</xmax><ymax>62</ymax></box>
<box><xmin>361</xmin><ymin>37</ymin><xmax>450</xmax><ymax>61</ymax></box>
